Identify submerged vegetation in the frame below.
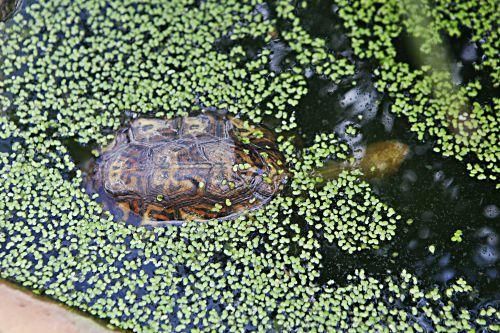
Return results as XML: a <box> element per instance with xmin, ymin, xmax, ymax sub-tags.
<box><xmin>337</xmin><ymin>0</ymin><xmax>499</xmax><ymax>184</ymax></box>
<box><xmin>0</xmin><ymin>0</ymin><xmax>498</xmax><ymax>332</ymax></box>
<box><xmin>0</xmin><ymin>0</ymin><xmax>21</xmax><ymax>22</ymax></box>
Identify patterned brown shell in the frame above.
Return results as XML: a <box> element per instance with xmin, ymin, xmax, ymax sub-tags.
<box><xmin>92</xmin><ymin>113</ymin><xmax>288</xmax><ymax>226</ymax></box>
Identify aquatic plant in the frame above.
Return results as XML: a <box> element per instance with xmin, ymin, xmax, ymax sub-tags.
<box><xmin>336</xmin><ymin>0</ymin><xmax>499</xmax><ymax>184</ymax></box>
<box><xmin>0</xmin><ymin>0</ymin><xmax>498</xmax><ymax>332</ymax></box>
<box><xmin>1</xmin><ymin>131</ymin><xmax>498</xmax><ymax>331</ymax></box>
<box><xmin>288</xmin><ymin>134</ymin><xmax>400</xmax><ymax>253</ymax></box>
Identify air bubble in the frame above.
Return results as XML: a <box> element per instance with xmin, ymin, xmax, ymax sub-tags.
<box><xmin>436</xmin><ymin>268</ymin><xmax>455</xmax><ymax>283</ymax></box>
<box><xmin>483</xmin><ymin>204</ymin><xmax>499</xmax><ymax>219</ymax></box>
<box><xmin>461</xmin><ymin>44</ymin><xmax>477</xmax><ymax>62</ymax></box>
<box><xmin>474</xmin><ymin>245</ymin><xmax>498</xmax><ymax>266</ymax></box>
<box><xmin>434</xmin><ymin>170</ymin><xmax>445</xmax><ymax>182</ymax></box>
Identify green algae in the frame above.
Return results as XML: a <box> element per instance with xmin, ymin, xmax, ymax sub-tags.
<box><xmin>0</xmin><ymin>0</ymin><xmax>499</xmax><ymax>332</ymax></box>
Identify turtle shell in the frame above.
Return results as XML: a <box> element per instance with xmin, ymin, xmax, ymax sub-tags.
<box><xmin>92</xmin><ymin>113</ymin><xmax>288</xmax><ymax>226</ymax></box>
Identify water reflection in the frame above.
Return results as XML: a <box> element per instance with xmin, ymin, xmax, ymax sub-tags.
<box><xmin>0</xmin><ymin>0</ymin><xmax>22</xmax><ymax>22</ymax></box>
<box><xmin>474</xmin><ymin>228</ymin><xmax>498</xmax><ymax>267</ymax></box>
<box><xmin>310</xmin><ymin>67</ymin><xmax>499</xmax><ymax>297</ymax></box>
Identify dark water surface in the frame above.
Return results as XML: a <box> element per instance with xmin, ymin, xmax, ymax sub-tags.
<box><xmin>290</xmin><ymin>0</ymin><xmax>499</xmax><ymax>302</ymax></box>
<box><xmin>1</xmin><ymin>0</ymin><xmax>498</xmax><ymax>325</ymax></box>
<box><xmin>296</xmin><ymin>72</ymin><xmax>499</xmax><ymax>301</ymax></box>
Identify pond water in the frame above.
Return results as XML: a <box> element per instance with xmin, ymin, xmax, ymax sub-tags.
<box><xmin>64</xmin><ymin>0</ymin><xmax>499</xmax><ymax>308</ymax></box>
<box><xmin>0</xmin><ymin>0</ymin><xmax>498</xmax><ymax>331</ymax></box>
<box><xmin>274</xmin><ymin>0</ymin><xmax>499</xmax><ymax>301</ymax></box>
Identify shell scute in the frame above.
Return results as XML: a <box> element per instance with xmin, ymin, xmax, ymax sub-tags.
<box><xmin>130</xmin><ymin>118</ymin><xmax>180</xmax><ymax>143</ymax></box>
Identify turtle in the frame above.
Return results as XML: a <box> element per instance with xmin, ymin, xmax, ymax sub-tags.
<box><xmin>88</xmin><ymin>113</ymin><xmax>288</xmax><ymax>226</ymax></box>
<box><xmin>0</xmin><ymin>0</ymin><xmax>22</xmax><ymax>22</ymax></box>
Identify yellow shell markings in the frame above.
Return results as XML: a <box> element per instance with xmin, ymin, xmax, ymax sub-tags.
<box><xmin>316</xmin><ymin>140</ymin><xmax>409</xmax><ymax>180</ymax></box>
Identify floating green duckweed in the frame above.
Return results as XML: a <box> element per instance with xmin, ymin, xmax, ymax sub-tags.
<box><xmin>1</xmin><ymin>147</ymin><xmax>498</xmax><ymax>331</ymax></box>
<box><xmin>303</xmin><ymin>270</ymin><xmax>500</xmax><ymax>332</ymax></box>
<box><xmin>0</xmin><ymin>0</ymin><xmax>290</xmax><ymax>144</ymax></box>
<box><xmin>288</xmin><ymin>134</ymin><xmax>400</xmax><ymax>253</ymax></box>
<box><xmin>451</xmin><ymin>229</ymin><xmax>463</xmax><ymax>243</ymax></box>
<box><xmin>337</xmin><ymin>0</ymin><xmax>499</xmax><ymax>184</ymax></box>
<box><xmin>275</xmin><ymin>1</ymin><xmax>356</xmax><ymax>82</ymax></box>
<box><xmin>0</xmin><ymin>0</ymin><xmax>498</xmax><ymax>332</ymax></box>
<box><xmin>312</xmin><ymin>170</ymin><xmax>400</xmax><ymax>253</ymax></box>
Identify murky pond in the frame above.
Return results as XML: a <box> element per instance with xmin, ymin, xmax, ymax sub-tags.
<box><xmin>0</xmin><ymin>0</ymin><xmax>498</xmax><ymax>331</ymax></box>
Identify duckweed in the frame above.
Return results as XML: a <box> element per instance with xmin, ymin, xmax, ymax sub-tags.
<box><xmin>451</xmin><ymin>229</ymin><xmax>463</xmax><ymax>243</ymax></box>
<box><xmin>337</xmin><ymin>0</ymin><xmax>499</xmax><ymax>183</ymax></box>
<box><xmin>1</xmin><ymin>147</ymin><xmax>497</xmax><ymax>332</ymax></box>
<box><xmin>289</xmin><ymin>134</ymin><xmax>400</xmax><ymax>253</ymax></box>
<box><xmin>0</xmin><ymin>0</ymin><xmax>498</xmax><ymax>332</ymax></box>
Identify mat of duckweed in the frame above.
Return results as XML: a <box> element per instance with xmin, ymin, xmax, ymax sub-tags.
<box><xmin>0</xmin><ymin>0</ymin><xmax>499</xmax><ymax>332</ymax></box>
